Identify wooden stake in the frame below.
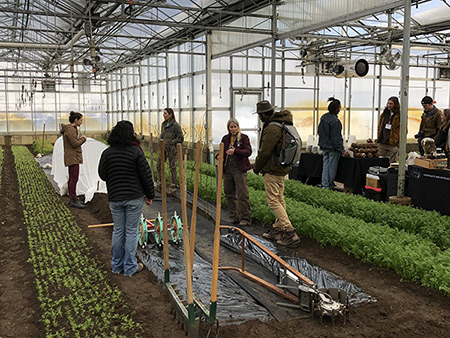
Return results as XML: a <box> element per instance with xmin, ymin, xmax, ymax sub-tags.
<box><xmin>210</xmin><ymin>142</ymin><xmax>224</xmax><ymax>304</ymax></box>
<box><xmin>150</xmin><ymin>133</ymin><xmax>155</xmax><ymax>182</ymax></box>
<box><xmin>88</xmin><ymin>219</ymin><xmax>155</xmax><ymax>228</ymax></box>
<box><xmin>189</xmin><ymin>141</ymin><xmax>201</xmax><ymax>274</ymax></box>
<box><xmin>88</xmin><ymin>223</ymin><xmax>113</xmax><ymax>228</ymax></box>
<box><xmin>41</xmin><ymin>122</ymin><xmax>46</xmax><ymax>154</ymax></box>
<box><xmin>177</xmin><ymin>143</ymin><xmax>194</xmax><ymax>305</ymax></box>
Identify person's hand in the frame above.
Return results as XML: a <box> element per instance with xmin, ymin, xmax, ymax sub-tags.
<box><xmin>226</xmin><ymin>146</ymin><xmax>235</xmax><ymax>155</ymax></box>
<box><xmin>82</xmin><ymin>135</ymin><xmax>87</xmax><ymax>140</ymax></box>
<box><xmin>343</xmin><ymin>151</ymin><xmax>350</xmax><ymax>158</ymax></box>
<box><xmin>145</xmin><ymin>197</ymin><xmax>153</xmax><ymax>205</ymax></box>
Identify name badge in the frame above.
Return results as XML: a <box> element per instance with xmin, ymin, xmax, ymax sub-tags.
<box><xmin>385</xmin><ymin>123</ymin><xmax>392</xmax><ymax>130</ymax></box>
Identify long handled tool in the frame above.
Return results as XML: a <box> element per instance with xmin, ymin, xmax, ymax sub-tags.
<box><xmin>160</xmin><ymin>140</ymin><xmax>170</xmax><ymax>283</ymax></box>
<box><xmin>209</xmin><ymin>142</ymin><xmax>224</xmax><ymax>324</ymax></box>
<box><xmin>219</xmin><ymin>226</ymin><xmax>349</xmax><ymax>323</ymax></box>
<box><xmin>189</xmin><ymin>141</ymin><xmax>201</xmax><ymax>274</ymax></box>
<box><xmin>163</xmin><ymin>142</ymin><xmax>200</xmax><ymax>337</ymax></box>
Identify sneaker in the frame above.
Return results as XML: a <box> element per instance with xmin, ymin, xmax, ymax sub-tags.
<box><xmin>126</xmin><ymin>263</ymin><xmax>144</xmax><ymax>277</ymax></box>
<box><xmin>136</xmin><ymin>263</ymin><xmax>144</xmax><ymax>273</ymax></box>
<box><xmin>277</xmin><ymin>229</ymin><xmax>301</xmax><ymax>247</ymax></box>
<box><xmin>69</xmin><ymin>199</ymin><xmax>85</xmax><ymax>209</ymax></box>
<box><xmin>262</xmin><ymin>227</ymin><xmax>283</xmax><ymax>241</ymax></box>
<box><xmin>168</xmin><ymin>186</ymin><xmax>177</xmax><ymax>195</ymax></box>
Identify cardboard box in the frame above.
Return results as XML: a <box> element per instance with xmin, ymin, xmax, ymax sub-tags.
<box><xmin>414</xmin><ymin>157</ymin><xmax>448</xmax><ymax>169</ymax></box>
<box><xmin>366</xmin><ymin>174</ymin><xmax>381</xmax><ymax>188</ymax></box>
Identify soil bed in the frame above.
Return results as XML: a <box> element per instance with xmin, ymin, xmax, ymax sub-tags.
<box><xmin>1</xmin><ymin>145</ymin><xmax>450</xmax><ymax>337</ymax></box>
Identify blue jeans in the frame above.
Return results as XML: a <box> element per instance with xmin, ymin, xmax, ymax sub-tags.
<box><xmin>322</xmin><ymin>150</ymin><xmax>341</xmax><ymax>189</ymax></box>
<box><xmin>109</xmin><ymin>197</ymin><xmax>144</xmax><ymax>276</ymax></box>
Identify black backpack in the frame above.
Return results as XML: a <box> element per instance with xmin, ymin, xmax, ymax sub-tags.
<box><xmin>269</xmin><ymin>122</ymin><xmax>302</xmax><ymax>166</ymax></box>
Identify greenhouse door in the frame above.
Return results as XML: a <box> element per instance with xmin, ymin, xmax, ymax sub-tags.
<box><xmin>233</xmin><ymin>91</ymin><xmax>262</xmax><ymax>160</ymax></box>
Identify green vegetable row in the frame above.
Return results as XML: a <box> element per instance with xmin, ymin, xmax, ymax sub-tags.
<box><xmin>13</xmin><ymin>146</ymin><xmax>142</xmax><ymax>337</ymax></box>
<box><xmin>186</xmin><ymin>160</ymin><xmax>450</xmax><ymax>250</ymax></box>
<box><xmin>248</xmin><ymin>187</ymin><xmax>450</xmax><ymax>296</ymax></box>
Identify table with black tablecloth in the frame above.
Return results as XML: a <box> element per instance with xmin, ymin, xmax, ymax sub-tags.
<box><xmin>296</xmin><ymin>153</ymin><xmax>390</xmax><ymax>194</ymax></box>
<box><xmin>408</xmin><ymin>165</ymin><xmax>450</xmax><ymax>216</ymax></box>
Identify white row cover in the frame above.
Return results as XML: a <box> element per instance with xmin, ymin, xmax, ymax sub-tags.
<box><xmin>51</xmin><ymin>137</ymin><xmax>108</xmax><ymax>202</ymax></box>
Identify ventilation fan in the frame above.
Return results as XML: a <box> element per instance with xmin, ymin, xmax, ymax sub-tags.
<box><xmin>382</xmin><ymin>48</ymin><xmax>402</xmax><ymax>71</ymax></box>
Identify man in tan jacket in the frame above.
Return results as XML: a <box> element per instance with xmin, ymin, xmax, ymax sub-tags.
<box><xmin>253</xmin><ymin>100</ymin><xmax>300</xmax><ymax>247</ymax></box>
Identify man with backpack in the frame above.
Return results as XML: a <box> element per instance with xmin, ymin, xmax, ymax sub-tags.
<box><xmin>253</xmin><ymin>100</ymin><xmax>301</xmax><ymax>247</ymax></box>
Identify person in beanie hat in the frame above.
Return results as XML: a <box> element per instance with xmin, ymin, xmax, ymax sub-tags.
<box><xmin>253</xmin><ymin>100</ymin><xmax>300</xmax><ymax>247</ymax></box>
<box><xmin>416</xmin><ymin>96</ymin><xmax>442</xmax><ymax>155</ymax></box>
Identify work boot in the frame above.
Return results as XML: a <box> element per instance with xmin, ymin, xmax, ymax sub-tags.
<box><xmin>262</xmin><ymin>227</ymin><xmax>283</xmax><ymax>241</ymax></box>
<box><xmin>69</xmin><ymin>199</ymin><xmax>85</xmax><ymax>209</ymax></box>
<box><xmin>277</xmin><ymin>229</ymin><xmax>300</xmax><ymax>247</ymax></box>
<box><xmin>239</xmin><ymin>219</ymin><xmax>251</xmax><ymax>227</ymax></box>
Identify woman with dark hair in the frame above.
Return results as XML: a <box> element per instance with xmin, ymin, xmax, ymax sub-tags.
<box><xmin>220</xmin><ymin>118</ymin><xmax>252</xmax><ymax>226</ymax></box>
<box><xmin>436</xmin><ymin>108</ymin><xmax>450</xmax><ymax>168</ymax></box>
<box><xmin>60</xmin><ymin>111</ymin><xmax>86</xmax><ymax>208</ymax></box>
<box><xmin>377</xmin><ymin>96</ymin><xmax>401</xmax><ymax>163</ymax></box>
<box><xmin>318</xmin><ymin>97</ymin><xmax>349</xmax><ymax>189</ymax></box>
<box><xmin>98</xmin><ymin>121</ymin><xmax>155</xmax><ymax>277</ymax></box>
<box><xmin>157</xmin><ymin>108</ymin><xmax>184</xmax><ymax>195</ymax></box>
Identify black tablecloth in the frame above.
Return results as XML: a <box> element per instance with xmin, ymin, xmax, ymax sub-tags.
<box><xmin>297</xmin><ymin>153</ymin><xmax>390</xmax><ymax>194</ymax></box>
<box><xmin>408</xmin><ymin>165</ymin><xmax>450</xmax><ymax>216</ymax></box>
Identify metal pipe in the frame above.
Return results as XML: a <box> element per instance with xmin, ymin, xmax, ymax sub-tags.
<box><xmin>0</xmin><ymin>30</ymin><xmax>83</xmax><ymax>50</ymax></box>
<box><xmin>397</xmin><ymin>0</ymin><xmax>411</xmax><ymax>198</ymax></box>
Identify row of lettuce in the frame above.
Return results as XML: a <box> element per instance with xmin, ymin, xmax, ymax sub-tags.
<box><xmin>13</xmin><ymin>146</ymin><xmax>142</xmax><ymax>337</ymax></box>
<box><xmin>152</xmin><ymin>154</ymin><xmax>450</xmax><ymax>296</ymax></box>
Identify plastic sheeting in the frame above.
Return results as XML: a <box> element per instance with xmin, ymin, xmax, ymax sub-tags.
<box><xmin>51</xmin><ymin>137</ymin><xmax>107</xmax><ymax>202</ymax></box>
<box><xmin>220</xmin><ymin>231</ymin><xmax>376</xmax><ymax>306</ymax></box>
<box><xmin>137</xmin><ymin>243</ymin><xmax>272</xmax><ymax>325</ymax></box>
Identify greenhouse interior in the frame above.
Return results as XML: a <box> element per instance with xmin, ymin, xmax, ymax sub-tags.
<box><xmin>1</xmin><ymin>0</ymin><xmax>449</xmax><ymax>149</ymax></box>
<box><xmin>1</xmin><ymin>1</ymin><xmax>450</xmax><ymax>338</ymax></box>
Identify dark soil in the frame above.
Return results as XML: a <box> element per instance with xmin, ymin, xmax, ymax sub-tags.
<box><xmin>1</xmin><ymin>145</ymin><xmax>450</xmax><ymax>338</ymax></box>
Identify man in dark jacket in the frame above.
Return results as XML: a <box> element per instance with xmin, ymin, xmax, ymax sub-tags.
<box><xmin>253</xmin><ymin>100</ymin><xmax>300</xmax><ymax>247</ymax></box>
<box><xmin>416</xmin><ymin>96</ymin><xmax>442</xmax><ymax>155</ymax></box>
<box><xmin>318</xmin><ymin>98</ymin><xmax>349</xmax><ymax>189</ymax></box>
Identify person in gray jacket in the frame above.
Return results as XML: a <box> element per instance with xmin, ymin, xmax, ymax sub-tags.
<box><xmin>318</xmin><ymin>97</ymin><xmax>349</xmax><ymax>189</ymax></box>
<box><xmin>157</xmin><ymin>108</ymin><xmax>184</xmax><ymax>195</ymax></box>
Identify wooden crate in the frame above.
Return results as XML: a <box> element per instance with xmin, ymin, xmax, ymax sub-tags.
<box><xmin>414</xmin><ymin>157</ymin><xmax>448</xmax><ymax>170</ymax></box>
<box><xmin>366</xmin><ymin>174</ymin><xmax>381</xmax><ymax>188</ymax></box>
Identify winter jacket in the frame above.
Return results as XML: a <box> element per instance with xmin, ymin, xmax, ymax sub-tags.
<box><xmin>436</xmin><ymin>125</ymin><xmax>450</xmax><ymax>150</ymax></box>
<box><xmin>254</xmin><ymin>110</ymin><xmax>293</xmax><ymax>176</ymax></box>
<box><xmin>221</xmin><ymin>133</ymin><xmax>252</xmax><ymax>173</ymax></box>
<box><xmin>60</xmin><ymin>124</ymin><xmax>86</xmax><ymax>167</ymax></box>
<box><xmin>419</xmin><ymin>106</ymin><xmax>442</xmax><ymax>142</ymax></box>
<box><xmin>318</xmin><ymin>113</ymin><xmax>345</xmax><ymax>154</ymax></box>
<box><xmin>159</xmin><ymin>119</ymin><xmax>184</xmax><ymax>149</ymax></box>
<box><xmin>98</xmin><ymin>145</ymin><xmax>155</xmax><ymax>202</ymax></box>
<box><xmin>377</xmin><ymin>109</ymin><xmax>401</xmax><ymax>146</ymax></box>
